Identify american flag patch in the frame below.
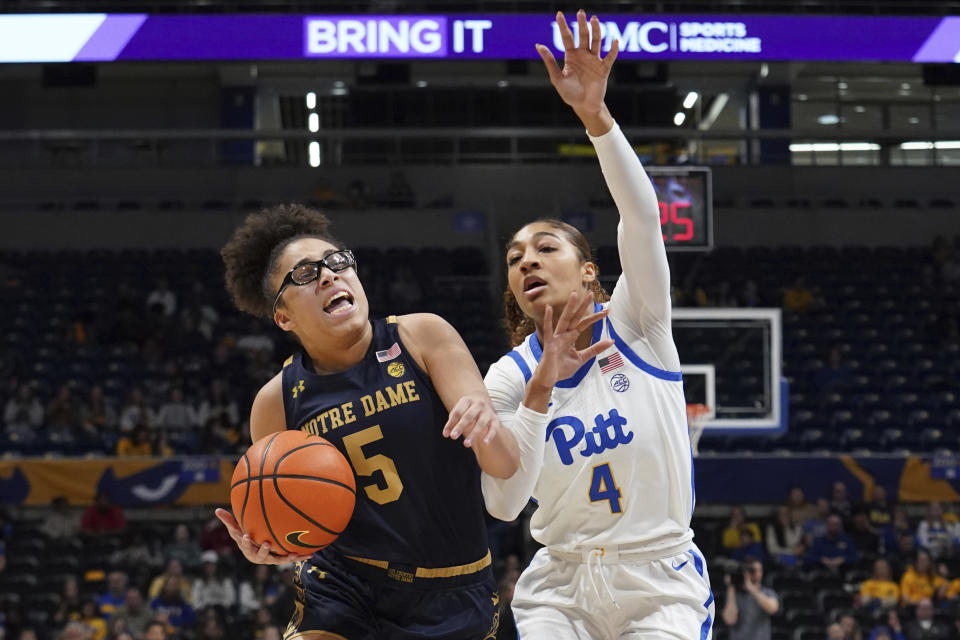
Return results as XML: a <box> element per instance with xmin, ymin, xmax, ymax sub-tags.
<box><xmin>598</xmin><ymin>353</ymin><xmax>624</xmax><ymax>374</ymax></box>
<box><xmin>376</xmin><ymin>342</ymin><xmax>402</xmax><ymax>362</ymax></box>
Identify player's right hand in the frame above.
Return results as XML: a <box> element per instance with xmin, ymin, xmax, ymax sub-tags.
<box><xmin>532</xmin><ymin>289</ymin><xmax>614</xmax><ymax>388</ymax></box>
<box><xmin>215</xmin><ymin>507</ymin><xmax>314</xmax><ymax>565</ymax></box>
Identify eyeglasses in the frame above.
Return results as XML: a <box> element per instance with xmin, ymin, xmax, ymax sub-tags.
<box><xmin>272</xmin><ymin>249</ymin><xmax>356</xmax><ymax>314</ymax></box>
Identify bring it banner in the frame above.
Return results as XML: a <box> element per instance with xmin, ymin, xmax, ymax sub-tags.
<box><xmin>0</xmin><ymin>457</ymin><xmax>233</xmax><ymax>507</ymax></box>
<box><xmin>1</xmin><ymin>454</ymin><xmax>959</xmax><ymax>506</ymax></box>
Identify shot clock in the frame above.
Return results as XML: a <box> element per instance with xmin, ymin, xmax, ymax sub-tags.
<box><xmin>646</xmin><ymin>167</ymin><xmax>713</xmax><ymax>251</ymax></box>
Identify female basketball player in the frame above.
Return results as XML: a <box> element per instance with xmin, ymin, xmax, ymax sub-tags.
<box><xmin>214</xmin><ymin>204</ymin><xmax>610</xmax><ymax>639</ymax></box>
<box><xmin>481</xmin><ymin>10</ymin><xmax>714</xmax><ymax>639</ymax></box>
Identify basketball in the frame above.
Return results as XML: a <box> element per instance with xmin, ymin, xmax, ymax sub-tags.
<box><xmin>231</xmin><ymin>430</ymin><xmax>357</xmax><ymax>555</ymax></box>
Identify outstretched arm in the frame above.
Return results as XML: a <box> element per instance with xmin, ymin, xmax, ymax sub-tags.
<box><xmin>538</xmin><ymin>11</ymin><xmax>674</xmax><ymax>348</ymax></box>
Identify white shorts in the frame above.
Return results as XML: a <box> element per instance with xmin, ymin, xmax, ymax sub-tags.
<box><xmin>512</xmin><ymin>543</ymin><xmax>714</xmax><ymax>640</ymax></box>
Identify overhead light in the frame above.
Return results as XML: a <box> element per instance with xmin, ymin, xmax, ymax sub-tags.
<box><xmin>698</xmin><ymin>92</ymin><xmax>729</xmax><ymax>131</ymax></box>
<box><xmin>683</xmin><ymin>91</ymin><xmax>699</xmax><ymax>109</ymax></box>
<box><xmin>308</xmin><ymin>113</ymin><xmax>319</xmax><ymax>133</ymax></box>
<box><xmin>790</xmin><ymin>142</ymin><xmax>880</xmax><ymax>152</ymax></box>
<box><xmin>674</xmin><ymin>112</ymin><xmax>686</xmax><ymax>126</ymax></box>
<box><xmin>305</xmin><ymin>92</ymin><xmax>316</xmax><ymax>110</ymax></box>
<box><xmin>901</xmin><ymin>82</ymin><xmax>911</xmax><ymax>90</ymax></box>
<box><xmin>759</xmin><ymin>63</ymin><xmax>769</xmax><ymax>79</ymax></box>
<box><xmin>838</xmin><ymin>81</ymin><xmax>848</xmax><ymax>90</ymax></box>
<box><xmin>497</xmin><ymin>80</ymin><xmax>509</xmax><ymax>88</ymax></box>
<box><xmin>333</xmin><ymin>81</ymin><xmax>345</xmax><ymax>88</ymax></box>
<box><xmin>854</xmin><ymin>105</ymin><xmax>866</xmax><ymax>113</ymax></box>
<box><xmin>308</xmin><ymin>141</ymin><xmax>321</xmax><ymax>167</ymax></box>
<box><xmin>900</xmin><ymin>141</ymin><xmax>960</xmax><ymax>150</ymax></box>
<box><xmin>818</xmin><ymin>114</ymin><xmax>841</xmax><ymax>125</ymax></box>
<box><xmin>908</xmin><ymin>117</ymin><xmax>920</xmax><ymax>125</ymax></box>
<box><xmin>797</xmin><ymin>94</ymin><xmax>808</xmax><ymax>101</ymax></box>
<box><xmin>415</xmin><ymin>80</ymin><xmax>428</xmax><ymax>88</ymax></box>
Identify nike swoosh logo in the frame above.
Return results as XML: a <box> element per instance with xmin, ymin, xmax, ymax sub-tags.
<box><xmin>285</xmin><ymin>530</ymin><xmax>316</xmax><ymax>548</ymax></box>
<box><xmin>671</xmin><ymin>560</ymin><xmax>689</xmax><ymax>571</ymax></box>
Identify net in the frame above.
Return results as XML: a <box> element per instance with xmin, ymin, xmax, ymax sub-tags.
<box><xmin>687</xmin><ymin>403</ymin><xmax>711</xmax><ymax>457</ymax></box>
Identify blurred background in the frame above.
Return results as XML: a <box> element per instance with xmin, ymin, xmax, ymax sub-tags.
<box><xmin>1</xmin><ymin>1</ymin><xmax>960</xmax><ymax>639</ymax></box>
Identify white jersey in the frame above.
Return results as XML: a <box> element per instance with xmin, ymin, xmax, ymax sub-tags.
<box><xmin>483</xmin><ymin>122</ymin><xmax>695</xmax><ymax>555</ymax></box>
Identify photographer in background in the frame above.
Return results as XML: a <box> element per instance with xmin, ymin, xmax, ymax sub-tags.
<box><xmin>721</xmin><ymin>557</ymin><xmax>780</xmax><ymax>640</ymax></box>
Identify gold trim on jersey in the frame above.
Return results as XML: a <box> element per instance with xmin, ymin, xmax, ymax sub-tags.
<box><xmin>283</xmin><ymin>355</ymin><xmax>295</xmax><ymax>368</ymax></box>
<box><xmin>283</xmin><ymin>632</ymin><xmax>349</xmax><ymax>640</ymax></box>
<box><xmin>343</xmin><ymin>550</ymin><xmax>492</xmax><ymax>579</ymax></box>
<box><xmin>386</xmin><ymin>315</ymin><xmax>398</xmax><ymax>324</ymax></box>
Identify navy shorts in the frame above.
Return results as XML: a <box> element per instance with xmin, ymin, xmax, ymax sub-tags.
<box><xmin>283</xmin><ymin>550</ymin><xmax>500</xmax><ymax>640</ymax></box>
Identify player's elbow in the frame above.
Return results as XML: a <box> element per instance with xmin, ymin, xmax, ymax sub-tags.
<box><xmin>485</xmin><ymin>501</ymin><xmax>523</xmax><ymax>523</ymax></box>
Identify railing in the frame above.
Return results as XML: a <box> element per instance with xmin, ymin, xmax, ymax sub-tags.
<box><xmin>1</xmin><ymin>127</ymin><xmax>959</xmax><ymax>168</ymax></box>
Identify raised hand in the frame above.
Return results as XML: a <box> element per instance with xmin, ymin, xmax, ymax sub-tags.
<box><xmin>443</xmin><ymin>392</ymin><xmax>502</xmax><ymax>448</ymax></box>
<box><xmin>215</xmin><ymin>508</ymin><xmax>314</xmax><ymax>565</ymax></box>
<box><xmin>533</xmin><ymin>289</ymin><xmax>613</xmax><ymax>388</ymax></box>
<box><xmin>536</xmin><ymin>10</ymin><xmax>619</xmax><ymax>115</ymax></box>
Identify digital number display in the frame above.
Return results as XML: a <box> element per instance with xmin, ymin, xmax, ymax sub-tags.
<box><xmin>646</xmin><ymin>167</ymin><xmax>712</xmax><ymax>251</ymax></box>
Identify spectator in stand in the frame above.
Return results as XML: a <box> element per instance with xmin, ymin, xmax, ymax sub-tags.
<box><xmin>80</xmin><ymin>386</ymin><xmax>116</xmax><ymax>433</ymax></box>
<box><xmin>721</xmin><ymin>557</ymin><xmax>779</xmax><ymax>640</ymax></box>
<box><xmin>837</xmin><ymin>611</ymin><xmax>863</xmax><ymax>640</ymax></box>
<box><xmin>46</xmin><ymin>387</ymin><xmax>80</xmax><ymax>434</ymax></box>
<box><xmin>118</xmin><ymin>389</ymin><xmax>154</xmax><ymax>434</ymax></box>
<box><xmin>850</xmin><ymin>509</ymin><xmax>882</xmax><ymax>557</ymax></box>
<box><xmin>803</xmin><ymin>498</ymin><xmax>833</xmax><ymax>546</ymax></box>
<box><xmin>787</xmin><ymin>486</ymin><xmax>818</xmax><ymax>526</ymax></box>
<box><xmin>830</xmin><ymin>481</ymin><xmax>853</xmax><ymax>522</ymax></box>
<box><xmin>146</xmin><ymin>278</ymin><xmax>177</xmax><ymax>317</ymax></box>
<box><xmin>262</xmin><ymin>625</ymin><xmax>282</xmax><ymax>640</ymax></box>
<box><xmin>943</xmin><ymin>571</ymin><xmax>960</xmax><ymax>605</ymax></box>
<box><xmin>154</xmin><ymin>389</ymin><xmax>199</xmax><ymax>432</ymax></box>
<box><xmin>115</xmin><ymin>426</ymin><xmax>152</xmax><ymax>456</ymax></box>
<box><xmin>903</xmin><ymin>598</ymin><xmax>950</xmax><ymax>640</ymax></box>
<box><xmin>731</xmin><ymin>528</ymin><xmax>766</xmax><ymax>563</ymax></box>
<box><xmin>81</xmin><ymin>492</ymin><xmax>126</xmax><ymax>534</ymax></box>
<box><xmin>147</xmin><ymin>559</ymin><xmax>192</xmax><ymax>602</ymax></box>
<box><xmin>199</xmin><ymin>515</ymin><xmax>236</xmax><ymax>559</ymax></box>
<box><xmin>59</xmin><ymin>621</ymin><xmax>93</xmax><ymax>640</ymax></box>
<box><xmin>164</xmin><ymin>524</ymin><xmax>202</xmax><ymax>570</ymax></box>
<box><xmin>195</xmin><ymin>609</ymin><xmax>226</xmax><ymax>640</ymax></box>
<box><xmin>858</xmin><ymin>559</ymin><xmax>900</xmax><ymax>611</ymax></box>
<box><xmin>53</xmin><ymin>576</ymin><xmax>83</xmax><ymax>628</ymax></box>
<box><xmin>40</xmin><ymin>496</ymin><xmax>81</xmax><ymax>540</ymax></box>
<box><xmin>110</xmin><ymin>588</ymin><xmax>152</xmax><ymax>639</ymax></box>
<box><xmin>826</xmin><ymin>622</ymin><xmax>845</xmax><ymax>640</ymax></box>
<box><xmin>865</xmin><ymin>486</ymin><xmax>893</xmax><ymax>531</ymax></box>
<box><xmin>815</xmin><ymin>348</ymin><xmax>853</xmax><ymax>397</ymax></box>
<box><xmin>723</xmin><ymin>506</ymin><xmax>763</xmax><ymax>551</ymax></box>
<box><xmin>270</xmin><ymin>565</ymin><xmax>297</xmax><ymax>625</ymax></box>
<box><xmin>766</xmin><ymin>505</ymin><xmax>805</xmax><ymax>567</ymax></box>
<box><xmin>867</xmin><ymin>610</ymin><xmax>905</xmax><ymax>640</ymax></box>
<box><xmin>77</xmin><ymin>600</ymin><xmax>106</xmax><ymax>640</ymax></box>
<box><xmin>196</xmin><ymin>380</ymin><xmax>239</xmax><ymax>429</ymax></box>
<box><xmin>238</xmin><ymin>565</ymin><xmax>278</xmax><ymax>618</ymax></box>
<box><xmin>96</xmin><ymin>571</ymin><xmax>128</xmax><ymax>618</ymax></box>
<box><xmin>900</xmin><ymin>549</ymin><xmax>947</xmax><ymax>606</ymax></box>
<box><xmin>916</xmin><ymin>502</ymin><xmax>956</xmax><ymax>561</ymax></box>
<box><xmin>783</xmin><ymin>276</ymin><xmax>820</xmax><ymax>312</ymax></box>
<box><xmin>884</xmin><ymin>507</ymin><xmax>914</xmax><ymax>557</ymax></box>
<box><xmin>190</xmin><ymin>551</ymin><xmax>236</xmax><ymax>611</ymax></box>
<box><xmin>143</xmin><ymin>621</ymin><xmax>167</xmax><ymax>640</ymax></box>
<box><xmin>4</xmin><ymin>384</ymin><xmax>43</xmax><ymax>438</ymax></box>
<box><xmin>150</xmin><ymin>576</ymin><xmax>196</xmax><ymax>636</ymax></box>
<box><xmin>110</xmin><ymin>530</ymin><xmax>163</xmax><ymax>580</ymax></box>
<box><xmin>807</xmin><ymin>514</ymin><xmax>858</xmax><ymax>572</ymax></box>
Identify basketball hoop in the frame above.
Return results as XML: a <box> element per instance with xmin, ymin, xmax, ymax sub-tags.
<box><xmin>687</xmin><ymin>403</ymin><xmax>711</xmax><ymax>457</ymax></box>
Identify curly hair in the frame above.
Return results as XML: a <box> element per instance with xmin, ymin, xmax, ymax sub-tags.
<box><xmin>221</xmin><ymin>204</ymin><xmax>340</xmax><ymax>318</ymax></box>
<box><xmin>502</xmin><ymin>219</ymin><xmax>610</xmax><ymax>347</ymax></box>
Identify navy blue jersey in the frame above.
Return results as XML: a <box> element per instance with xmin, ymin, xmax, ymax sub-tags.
<box><xmin>280</xmin><ymin>316</ymin><xmax>489</xmax><ymax>569</ymax></box>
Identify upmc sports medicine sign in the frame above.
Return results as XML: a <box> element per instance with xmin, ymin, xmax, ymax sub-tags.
<box><xmin>0</xmin><ymin>13</ymin><xmax>958</xmax><ymax>63</ymax></box>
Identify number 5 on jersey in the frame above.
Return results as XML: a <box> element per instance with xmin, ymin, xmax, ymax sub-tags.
<box><xmin>589</xmin><ymin>462</ymin><xmax>623</xmax><ymax>514</ymax></box>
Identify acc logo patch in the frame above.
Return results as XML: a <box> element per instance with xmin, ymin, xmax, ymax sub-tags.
<box><xmin>610</xmin><ymin>373</ymin><xmax>630</xmax><ymax>392</ymax></box>
<box><xmin>387</xmin><ymin>362</ymin><xmax>405</xmax><ymax>378</ymax></box>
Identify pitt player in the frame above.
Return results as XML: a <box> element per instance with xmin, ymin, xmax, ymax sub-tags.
<box><xmin>482</xmin><ymin>11</ymin><xmax>714</xmax><ymax>639</ymax></box>
<box><xmin>214</xmin><ymin>204</ymin><xmax>605</xmax><ymax>639</ymax></box>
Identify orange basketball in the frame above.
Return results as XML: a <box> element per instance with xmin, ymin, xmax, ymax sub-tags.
<box><xmin>231</xmin><ymin>430</ymin><xmax>356</xmax><ymax>555</ymax></box>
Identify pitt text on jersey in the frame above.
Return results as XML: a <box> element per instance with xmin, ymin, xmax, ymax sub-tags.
<box><xmin>545</xmin><ymin>409</ymin><xmax>633</xmax><ymax>466</ymax></box>
<box><xmin>296</xmin><ymin>381</ymin><xmax>421</xmax><ymax>435</ymax></box>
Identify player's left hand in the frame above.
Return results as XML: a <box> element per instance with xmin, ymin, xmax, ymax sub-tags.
<box><xmin>536</xmin><ymin>10</ymin><xmax>619</xmax><ymax>114</ymax></box>
<box><xmin>442</xmin><ymin>392</ymin><xmax>501</xmax><ymax>448</ymax></box>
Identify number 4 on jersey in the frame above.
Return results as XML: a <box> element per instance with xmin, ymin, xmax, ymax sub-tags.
<box><xmin>589</xmin><ymin>462</ymin><xmax>623</xmax><ymax>514</ymax></box>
